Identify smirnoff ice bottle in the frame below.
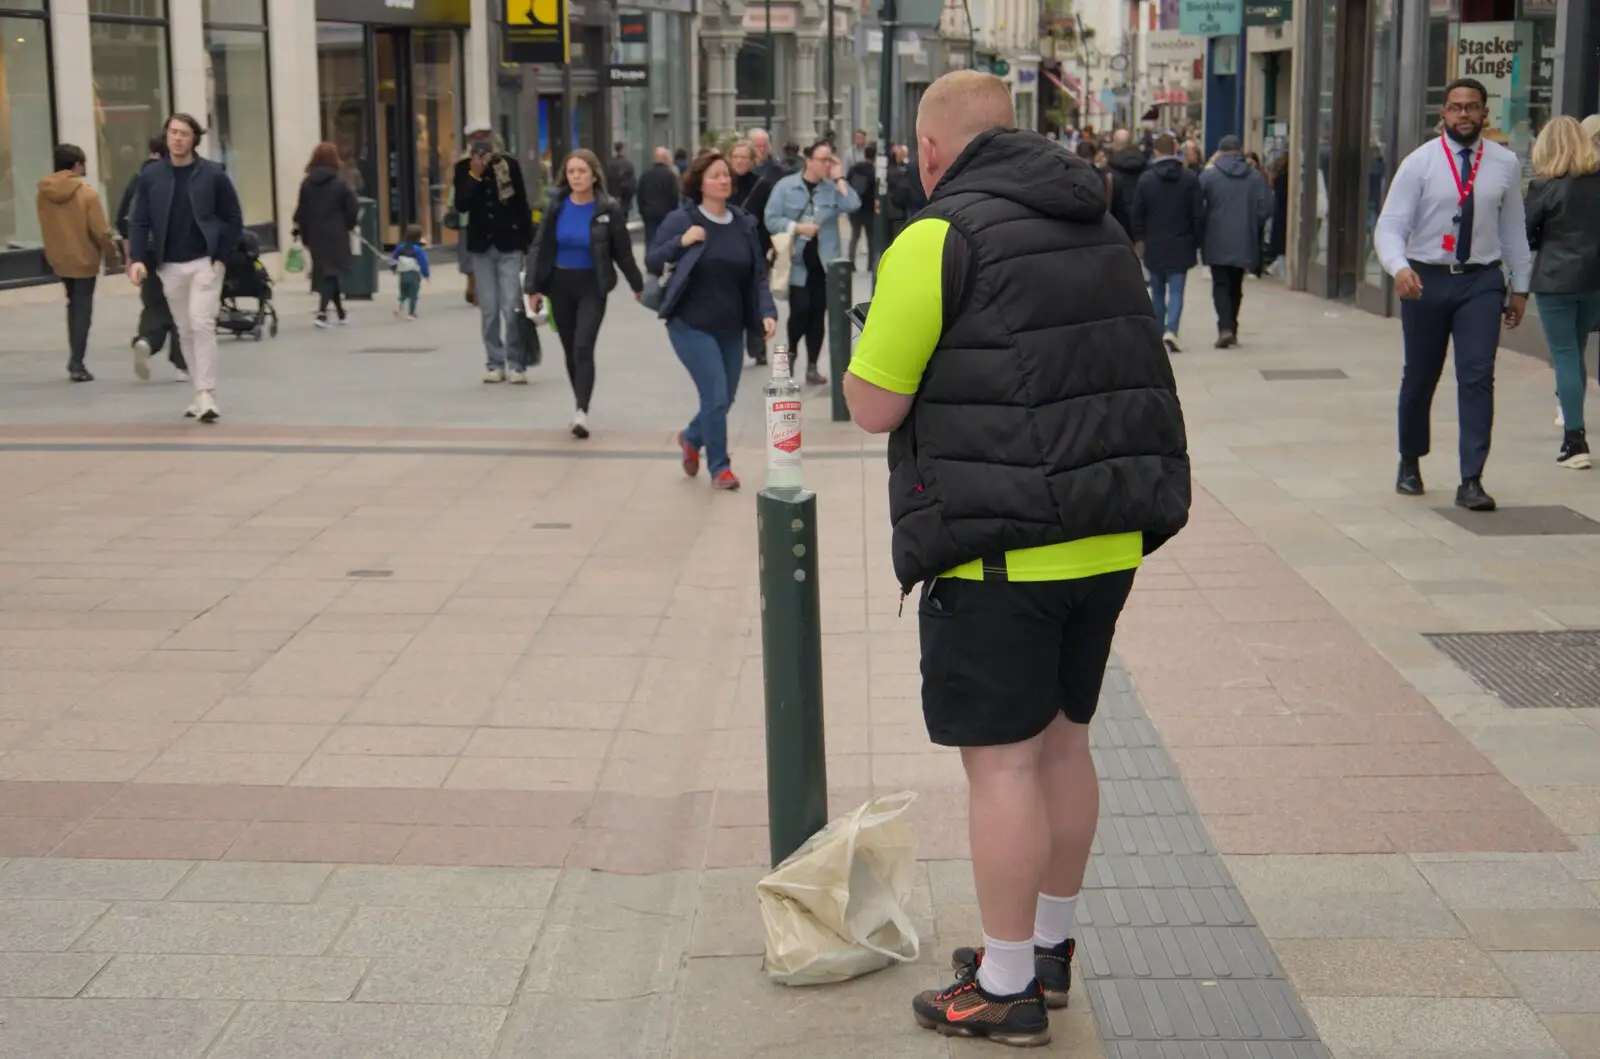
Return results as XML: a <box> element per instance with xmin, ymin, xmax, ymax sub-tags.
<box><xmin>765</xmin><ymin>348</ymin><xmax>804</xmax><ymax>490</ymax></box>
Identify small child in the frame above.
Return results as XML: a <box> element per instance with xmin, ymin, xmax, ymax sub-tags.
<box><xmin>391</xmin><ymin>225</ymin><xmax>430</xmax><ymax>320</ymax></box>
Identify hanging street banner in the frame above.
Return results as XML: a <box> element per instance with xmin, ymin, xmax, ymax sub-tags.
<box><xmin>504</xmin><ymin>0</ymin><xmax>568</xmax><ymax>64</ymax></box>
<box><xmin>1243</xmin><ymin>0</ymin><xmax>1291</xmax><ymax>25</ymax></box>
<box><xmin>1179</xmin><ymin>0</ymin><xmax>1242</xmax><ymax>36</ymax></box>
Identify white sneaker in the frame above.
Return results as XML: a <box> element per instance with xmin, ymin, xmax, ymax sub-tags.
<box><xmin>336</xmin><ymin>316</ymin><xmax>349</xmax><ymax>327</ymax></box>
<box><xmin>508</xmin><ymin>368</ymin><xmax>529</xmax><ymax>385</ymax></box>
<box><xmin>314</xmin><ymin>315</ymin><xmax>329</xmax><ymax>329</ymax></box>
<box><xmin>197</xmin><ymin>390</ymin><xmax>220</xmax><ymax>424</ymax></box>
<box><xmin>132</xmin><ymin>337</ymin><xmax>152</xmax><ymax>380</ymax></box>
<box><xmin>183</xmin><ymin>399</ymin><xmax>199</xmax><ymax>420</ymax></box>
<box><xmin>1556</xmin><ymin>403</ymin><xmax>1565</xmax><ymax>428</ymax></box>
<box><xmin>484</xmin><ymin>367</ymin><xmax>506</xmax><ymax>383</ymax></box>
<box><xmin>176</xmin><ymin>369</ymin><xmax>190</xmax><ymax>383</ymax></box>
<box><xmin>1163</xmin><ymin>331</ymin><xmax>1182</xmax><ymax>354</ymax></box>
<box><xmin>570</xmin><ymin>409</ymin><xmax>590</xmax><ymax>440</ymax></box>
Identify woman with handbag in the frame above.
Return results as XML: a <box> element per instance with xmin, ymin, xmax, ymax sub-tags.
<box><xmin>524</xmin><ymin>148</ymin><xmax>644</xmax><ymax>439</ymax></box>
<box><xmin>646</xmin><ymin>150</ymin><xmax>779</xmax><ymax>491</ymax></box>
<box><xmin>292</xmin><ymin>142</ymin><xmax>360</xmax><ymax>328</ymax></box>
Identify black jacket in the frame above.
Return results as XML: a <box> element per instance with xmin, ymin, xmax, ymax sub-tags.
<box><xmin>115</xmin><ymin>158</ymin><xmax>161</xmax><ymax>240</ymax></box>
<box><xmin>524</xmin><ymin>190</ymin><xmax>644</xmax><ymax>298</ymax></box>
<box><xmin>732</xmin><ymin>170</ymin><xmax>774</xmax><ymax>255</ymax></box>
<box><xmin>606</xmin><ymin>154</ymin><xmax>637</xmax><ymax>201</ymax></box>
<box><xmin>1106</xmin><ymin>147</ymin><xmax>1147</xmax><ymax>238</ymax></box>
<box><xmin>1525</xmin><ymin>172</ymin><xmax>1600</xmax><ymax>295</ymax></box>
<box><xmin>884</xmin><ymin>162</ymin><xmax>914</xmax><ymax>224</ymax></box>
<box><xmin>452</xmin><ymin>152</ymin><xmax>533</xmax><ymax>254</ymax></box>
<box><xmin>848</xmin><ymin>159</ymin><xmax>877</xmax><ymax>219</ymax></box>
<box><xmin>888</xmin><ymin>129</ymin><xmax>1190</xmax><ymax>589</ymax></box>
<box><xmin>637</xmin><ymin>163</ymin><xmax>682</xmax><ymax>223</ymax></box>
<box><xmin>128</xmin><ymin>156</ymin><xmax>244</xmax><ymax>267</ymax></box>
<box><xmin>1130</xmin><ymin>157</ymin><xmax>1206</xmax><ymax>273</ymax></box>
<box><xmin>292</xmin><ymin>166</ymin><xmax>360</xmax><ymax>281</ymax></box>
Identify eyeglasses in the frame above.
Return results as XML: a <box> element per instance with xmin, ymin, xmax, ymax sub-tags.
<box><xmin>1443</xmin><ymin>102</ymin><xmax>1485</xmax><ymax>116</ymax></box>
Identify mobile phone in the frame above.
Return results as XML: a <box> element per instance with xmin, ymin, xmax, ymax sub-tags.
<box><xmin>470</xmin><ymin>140</ymin><xmax>493</xmax><ymax>157</ymax></box>
<box><xmin>848</xmin><ymin>301</ymin><xmax>870</xmax><ymax>331</ymax></box>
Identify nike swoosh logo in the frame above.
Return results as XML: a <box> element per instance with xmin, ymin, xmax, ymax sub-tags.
<box><xmin>945</xmin><ymin>1002</ymin><xmax>988</xmax><ymax>1023</ymax></box>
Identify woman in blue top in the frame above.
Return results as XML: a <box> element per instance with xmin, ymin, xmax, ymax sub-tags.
<box><xmin>647</xmin><ymin>151</ymin><xmax>778</xmax><ymax>491</ymax></box>
<box><xmin>525</xmin><ymin>148</ymin><xmax>643</xmax><ymax>439</ymax></box>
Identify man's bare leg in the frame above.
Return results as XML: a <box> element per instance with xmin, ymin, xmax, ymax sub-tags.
<box><xmin>1036</xmin><ymin>716</ymin><xmax>1098</xmax><ymax>901</ymax></box>
<box><xmin>962</xmin><ymin>734</ymin><xmax>1050</xmax><ymax>997</ymax></box>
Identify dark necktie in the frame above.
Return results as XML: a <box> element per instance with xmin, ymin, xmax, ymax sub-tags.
<box><xmin>1455</xmin><ymin>146</ymin><xmax>1474</xmax><ymax>263</ymax></box>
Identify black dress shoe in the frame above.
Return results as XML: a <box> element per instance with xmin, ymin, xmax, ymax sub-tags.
<box><xmin>68</xmin><ymin>365</ymin><xmax>94</xmax><ymax>383</ymax></box>
<box><xmin>1395</xmin><ymin>459</ymin><xmax>1424</xmax><ymax>496</ymax></box>
<box><xmin>1455</xmin><ymin>477</ymin><xmax>1497</xmax><ymax>512</ymax></box>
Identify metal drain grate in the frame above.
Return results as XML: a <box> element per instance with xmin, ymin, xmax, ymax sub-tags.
<box><xmin>1425</xmin><ymin>630</ymin><xmax>1600</xmax><ymax>708</ymax></box>
<box><xmin>1434</xmin><ymin>504</ymin><xmax>1600</xmax><ymax>537</ymax></box>
<box><xmin>1259</xmin><ymin>368</ymin><xmax>1348</xmax><ymax>381</ymax></box>
<box><xmin>354</xmin><ymin>346</ymin><xmax>437</xmax><ymax>355</ymax></box>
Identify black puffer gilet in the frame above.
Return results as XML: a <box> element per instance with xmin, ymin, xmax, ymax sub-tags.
<box><xmin>887</xmin><ymin>129</ymin><xmax>1191</xmax><ymax>590</ymax></box>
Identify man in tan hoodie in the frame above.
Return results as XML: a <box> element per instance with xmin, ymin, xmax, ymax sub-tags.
<box><xmin>37</xmin><ymin>143</ymin><xmax>118</xmax><ymax>382</ymax></box>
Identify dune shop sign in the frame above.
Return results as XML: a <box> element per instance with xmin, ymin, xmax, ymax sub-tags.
<box><xmin>503</xmin><ymin>0</ymin><xmax>569</xmax><ymax>64</ymax></box>
<box><xmin>1179</xmin><ymin>0</ymin><xmax>1241</xmax><ymax>36</ymax></box>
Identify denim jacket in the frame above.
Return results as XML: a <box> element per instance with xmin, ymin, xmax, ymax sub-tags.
<box><xmin>763</xmin><ymin>171</ymin><xmax>861</xmax><ymax>287</ymax></box>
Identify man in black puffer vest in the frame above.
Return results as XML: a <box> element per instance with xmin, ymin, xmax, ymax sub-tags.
<box><xmin>844</xmin><ymin>70</ymin><xmax>1189</xmax><ymax>1047</ymax></box>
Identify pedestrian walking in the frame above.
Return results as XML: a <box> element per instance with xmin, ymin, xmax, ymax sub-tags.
<box><xmin>843</xmin><ymin>71</ymin><xmax>1188</xmax><ymax>1047</ymax></box>
<box><xmin>116</xmin><ymin>136</ymin><xmax>188</xmax><ymax>382</ymax></box>
<box><xmin>646</xmin><ymin>150</ymin><xmax>778</xmax><ymax>492</ymax></box>
<box><xmin>1105</xmin><ymin>128</ymin><xmax>1147</xmax><ymax>237</ymax></box>
<box><xmin>1131</xmin><ymin>133</ymin><xmax>1206</xmax><ymax>353</ymax></box>
<box><xmin>1199</xmin><ymin>134</ymin><xmax>1273</xmax><ymax>348</ymax></box>
<box><xmin>525</xmin><ymin>149</ymin><xmax>644</xmax><ymax>439</ymax></box>
<box><xmin>454</xmin><ymin>121</ymin><xmax>534</xmax><ymax>383</ymax></box>
<box><xmin>1375</xmin><ymin>77</ymin><xmax>1533</xmax><ymax>511</ymax></box>
<box><xmin>605</xmin><ymin>141</ymin><xmax>637</xmax><ymax>221</ymax></box>
<box><xmin>37</xmin><ymin>143</ymin><xmax>119</xmax><ymax>382</ymax></box>
<box><xmin>1524</xmin><ymin>115</ymin><xmax>1600</xmax><ymax>470</ymax></box>
<box><xmin>764</xmin><ymin>140</ymin><xmax>860</xmax><ymax>386</ymax></box>
<box><xmin>127</xmin><ymin>113</ymin><xmax>244</xmax><ymax>423</ymax></box>
<box><xmin>847</xmin><ymin>144</ymin><xmax>878</xmax><ymax>269</ymax></box>
<box><xmin>884</xmin><ymin>144</ymin><xmax>914</xmax><ymax>242</ymax></box>
<box><xmin>391</xmin><ymin>224</ymin><xmax>431</xmax><ymax>320</ymax></box>
<box><xmin>637</xmin><ymin>147</ymin><xmax>682</xmax><ymax>262</ymax></box>
<box><xmin>1266</xmin><ymin>153</ymin><xmax>1290</xmax><ymax>278</ymax></box>
<box><xmin>293</xmin><ymin>142</ymin><xmax>360</xmax><ymax>329</ymax></box>
<box><xmin>729</xmin><ymin>140</ymin><xmax>776</xmax><ymax>364</ymax></box>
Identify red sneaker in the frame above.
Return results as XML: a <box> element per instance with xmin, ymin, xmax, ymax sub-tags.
<box><xmin>677</xmin><ymin>431</ymin><xmax>700</xmax><ymax>477</ymax></box>
<box><xmin>713</xmin><ymin>470</ymin><xmax>741</xmax><ymax>491</ymax></box>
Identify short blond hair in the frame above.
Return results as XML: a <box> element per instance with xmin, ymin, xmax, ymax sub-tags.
<box><xmin>916</xmin><ymin>70</ymin><xmax>1014</xmax><ymax>146</ymax></box>
<box><xmin>1583</xmin><ymin>114</ymin><xmax>1600</xmax><ymax>145</ymax></box>
<box><xmin>1532</xmin><ymin>115</ymin><xmax>1600</xmax><ymax>180</ymax></box>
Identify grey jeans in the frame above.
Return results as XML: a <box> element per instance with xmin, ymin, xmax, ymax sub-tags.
<box><xmin>470</xmin><ymin>247</ymin><xmax>526</xmax><ymax>369</ymax></box>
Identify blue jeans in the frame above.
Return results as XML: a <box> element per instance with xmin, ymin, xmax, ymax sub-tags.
<box><xmin>667</xmin><ymin>319</ymin><xmax>745</xmax><ymax>475</ymax></box>
<box><xmin>1537</xmin><ymin>290</ymin><xmax>1600</xmax><ymax>432</ymax></box>
<box><xmin>469</xmin><ymin>248</ymin><xmax>525</xmax><ymax>368</ymax></box>
<box><xmin>1147</xmin><ymin>269</ymin><xmax>1187</xmax><ymax>334</ymax></box>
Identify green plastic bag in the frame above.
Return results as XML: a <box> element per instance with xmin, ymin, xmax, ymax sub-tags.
<box><xmin>284</xmin><ymin>242</ymin><xmax>305</xmax><ymax>275</ymax></box>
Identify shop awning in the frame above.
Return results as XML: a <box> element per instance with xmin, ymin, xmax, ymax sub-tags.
<box><xmin>1045</xmin><ymin>68</ymin><xmax>1109</xmax><ymax>115</ymax></box>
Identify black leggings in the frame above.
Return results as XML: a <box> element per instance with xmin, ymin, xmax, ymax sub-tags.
<box><xmin>550</xmin><ymin>267</ymin><xmax>607</xmax><ymax>412</ymax></box>
<box><xmin>318</xmin><ymin>274</ymin><xmax>345</xmax><ymax>320</ymax></box>
<box><xmin>786</xmin><ymin>268</ymin><xmax>826</xmax><ymax>370</ymax></box>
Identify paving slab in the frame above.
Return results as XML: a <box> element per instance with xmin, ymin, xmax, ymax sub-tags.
<box><xmin>72</xmin><ymin>901</ymin><xmax>354</xmax><ymax>956</ymax></box>
<box><xmin>205</xmin><ymin>1000</ymin><xmax>506</xmax><ymax>1059</ymax></box>
<box><xmin>80</xmin><ymin>953</ymin><xmax>365</xmax><ymax>1001</ymax></box>
<box><xmin>0</xmin><ymin>997</ymin><xmax>236</xmax><ymax>1059</ymax></box>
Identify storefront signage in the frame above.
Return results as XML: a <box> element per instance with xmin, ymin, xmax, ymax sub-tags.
<box><xmin>605</xmin><ymin>62</ymin><xmax>649</xmax><ymax>85</ymax></box>
<box><xmin>1452</xmin><ymin>21</ymin><xmax>1533</xmax><ymax>140</ymax></box>
<box><xmin>316</xmin><ymin>0</ymin><xmax>469</xmax><ymax>22</ymax></box>
<box><xmin>1179</xmin><ymin>0</ymin><xmax>1241</xmax><ymax>36</ymax></box>
<box><xmin>741</xmin><ymin>4</ymin><xmax>797</xmax><ymax>31</ymax></box>
<box><xmin>618</xmin><ymin>14</ymin><xmax>648</xmax><ymax>42</ymax></box>
<box><xmin>504</xmin><ymin>0</ymin><xmax>569</xmax><ymax>64</ymax></box>
<box><xmin>1243</xmin><ymin>0</ymin><xmax>1290</xmax><ymax>25</ymax></box>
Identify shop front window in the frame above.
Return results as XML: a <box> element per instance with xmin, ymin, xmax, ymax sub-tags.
<box><xmin>1362</xmin><ymin>0</ymin><xmax>1398</xmax><ymax>290</ymax></box>
<box><xmin>205</xmin><ymin>18</ymin><xmax>276</xmax><ymax>241</ymax></box>
<box><xmin>90</xmin><ymin>7</ymin><xmax>170</xmax><ymax>210</ymax></box>
<box><xmin>316</xmin><ymin>22</ymin><xmax>375</xmax><ymax>198</ymax></box>
<box><xmin>1</xmin><ymin>8</ymin><xmax>54</xmax><ymax>266</ymax></box>
<box><xmin>1428</xmin><ymin>0</ymin><xmax>1557</xmax><ymax>182</ymax></box>
<box><xmin>1312</xmin><ymin>0</ymin><xmax>1336</xmax><ymax>270</ymax></box>
<box><xmin>411</xmin><ymin>28</ymin><xmax>460</xmax><ymax>250</ymax></box>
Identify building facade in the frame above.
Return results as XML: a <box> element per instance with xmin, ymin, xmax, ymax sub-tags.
<box><xmin>1285</xmin><ymin>0</ymin><xmax>1599</xmax><ymax>355</ymax></box>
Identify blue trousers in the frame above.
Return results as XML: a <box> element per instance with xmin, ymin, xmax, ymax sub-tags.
<box><xmin>1147</xmin><ymin>269</ymin><xmax>1187</xmax><ymax>335</ymax></box>
<box><xmin>1536</xmin><ymin>291</ymin><xmax>1600</xmax><ymax>433</ymax></box>
<box><xmin>1398</xmin><ymin>265</ymin><xmax>1504</xmax><ymax>479</ymax></box>
<box><xmin>667</xmin><ymin>319</ymin><xmax>745</xmax><ymax>475</ymax></box>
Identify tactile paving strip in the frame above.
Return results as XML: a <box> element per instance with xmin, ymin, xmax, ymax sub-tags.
<box><xmin>1083</xmin><ymin>665</ymin><xmax>1329</xmax><ymax>1055</ymax></box>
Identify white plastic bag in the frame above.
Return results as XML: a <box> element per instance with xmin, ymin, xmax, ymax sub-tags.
<box><xmin>758</xmin><ymin>791</ymin><xmax>921</xmax><ymax>986</ymax></box>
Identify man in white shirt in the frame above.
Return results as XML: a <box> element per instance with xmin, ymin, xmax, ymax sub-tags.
<box><xmin>1374</xmin><ymin>77</ymin><xmax>1532</xmax><ymax>512</ymax></box>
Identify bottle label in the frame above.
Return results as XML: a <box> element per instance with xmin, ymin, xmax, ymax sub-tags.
<box><xmin>769</xmin><ymin>400</ymin><xmax>802</xmax><ymax>455</ymax></box>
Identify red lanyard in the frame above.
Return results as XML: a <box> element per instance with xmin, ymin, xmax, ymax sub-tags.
<box><xmin>1442</xmin><ymin>136</ymin><xmax>1484</xmax><ymax>207</ymax></box>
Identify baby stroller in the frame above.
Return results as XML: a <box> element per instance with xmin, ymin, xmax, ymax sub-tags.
<box><xmin>217</xmin><ymin>230</ymin><xmax>279</xmax><ymax>341</ymax></box>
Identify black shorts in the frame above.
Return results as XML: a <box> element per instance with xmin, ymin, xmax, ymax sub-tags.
<box><xmin>918</xmin><ymin>569</ymin><xmax>1136</xmax><ymax>747</ymax></box>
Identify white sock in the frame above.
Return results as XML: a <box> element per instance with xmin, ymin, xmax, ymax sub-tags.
<box><xmin>1033</xmin><ymin>892</ymin><xmax>1078</xmax><ymax>948</ymax></box>
<box><xmin>976</xmin><ymin>934</ymin><xmax>1035</xmax><ymax>996</ymax></box>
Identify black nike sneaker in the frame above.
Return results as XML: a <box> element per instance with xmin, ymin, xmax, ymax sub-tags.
<box><xmin>911</xmin><ymin>973</ymin><xmax>1050</xmax><ymax>1047</ymax></box>
<box><xmin>950</xmin><ymin>938</ymin><xmax>1075</xmax><ymax>1009</ymax></box>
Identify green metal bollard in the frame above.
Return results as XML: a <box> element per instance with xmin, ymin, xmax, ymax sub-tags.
<box><xmin>825</xmin><ymin>258</ymin><xmax>852</xmax><ymax>422</ymax></box>
<box><xmin>758</xmin><ymin>487</ymin><xmax>828</xmax><ymax>867</ymax></box>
